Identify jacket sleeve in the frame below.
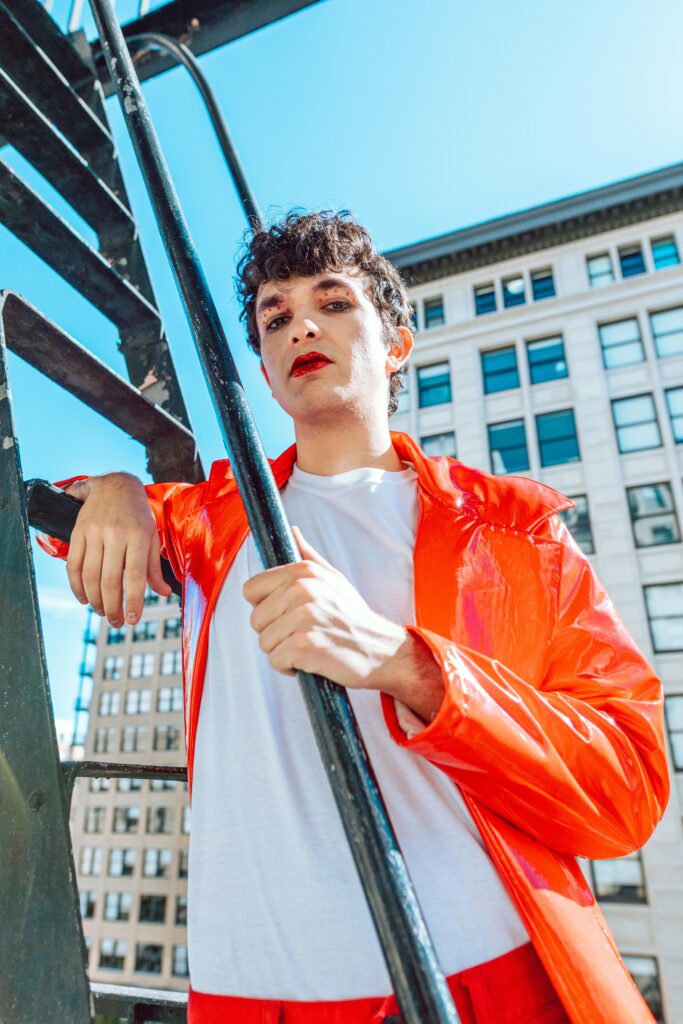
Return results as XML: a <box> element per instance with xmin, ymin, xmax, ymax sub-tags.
<box><xmin>35</xmin><ymin>475</ymin><xmax>197</xmax><ymax>582</ymax></box>
<box><xmin>382</xmin><ymin>519</ymin><xmax>670</xmax><ymax>860</ymax></box>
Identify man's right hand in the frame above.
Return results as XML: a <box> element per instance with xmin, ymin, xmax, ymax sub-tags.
<box><xmin>64</xmin><ymin>473</ymin><xmax>172</xmax><ymax>627</ymax></box>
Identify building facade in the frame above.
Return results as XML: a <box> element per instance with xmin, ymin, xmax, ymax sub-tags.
<box><xmin>71</xmin><ymin>590</ymin><xmax>190</xmax><ymax>992</ymax></box>
<box><xmin>386</xmin><ymin>162</ymin><xmax>683</xmax><ymax>1023</ymax></box>
<box><xmin>71</xmin><ymin>163</ymin><xmax>683</xmax><ymax>1018</ymax></box>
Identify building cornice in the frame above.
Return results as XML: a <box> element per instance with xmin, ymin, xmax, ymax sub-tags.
<box><xmin>384</xmin><ymin>163</ymin><xmax>683</xmax><ymax>286</ymax></box>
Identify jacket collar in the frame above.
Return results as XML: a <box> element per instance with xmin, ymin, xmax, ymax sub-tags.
<box><xmin>207</xmin><ymin>431</ymin><xmax>573</xmax><ymax>532</ymax></box>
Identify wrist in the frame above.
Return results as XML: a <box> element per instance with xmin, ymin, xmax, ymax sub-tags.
<box><xmin>379</xmin><ymin>630</ymin><xmax>445</xmax><ymax>724</ymax></box>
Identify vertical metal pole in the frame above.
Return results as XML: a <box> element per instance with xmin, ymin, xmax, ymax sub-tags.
<box><xmin>0</xmin><ymin>305</ymin><xmax>92</xmax><ymax>1024</ymax></box>
<box><xmin>87</xmin><ymin>1</ymin><xmax>459</xmax><ymax>1020</ymax></box>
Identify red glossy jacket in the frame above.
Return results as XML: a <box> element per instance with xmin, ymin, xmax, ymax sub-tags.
<box><xmin>41</xmin><ymin>431</ymin><xmax>669</xmax><ymax>1024</ymax></box>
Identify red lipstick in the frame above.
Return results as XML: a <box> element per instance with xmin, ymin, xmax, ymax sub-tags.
<box><xmin>290</xmin><ymin>352</ymin><xmax>332</xmax><ymax>377</ymax></box>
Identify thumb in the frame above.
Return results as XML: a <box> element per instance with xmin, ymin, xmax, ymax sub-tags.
<box><xmin>292</xmin><ymin>526</ymin><xmax>336</xmax><ymax>572</ymax></box>
<box><xmin>147</xmin><ymin>532</ymin><xmax>173</xmax><ymax>597</ymax></box>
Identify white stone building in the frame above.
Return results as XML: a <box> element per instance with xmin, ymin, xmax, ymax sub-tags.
<box><xmin>386</xmin><ymin>161</ymin><xmax>683</xmax><ymax>1023</ymax></box>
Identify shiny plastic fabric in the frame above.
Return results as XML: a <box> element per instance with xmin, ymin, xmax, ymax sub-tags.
<box><xmin>40</xmin><ymin>431</ymin><xmax>669</xmax><ymax>1024</ymax></box>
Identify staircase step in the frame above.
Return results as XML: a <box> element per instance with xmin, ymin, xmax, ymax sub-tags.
<box><xmin>2</xmin><ymin>290</ymin><xmax>202</xmax><ymax>483</ymax></box>
<box><xmin>1</xmin><ymin>0</ymin><xmax>96</xmax><ymax>97</ymax></box>
<box><xmin>0</xmin><ymin>69</ymin><xmax>135</xmax><ymax>246</ymax></box>
<box><xmin>0</xmin><ymin>4</ymin><xmax>117</xmax><ymax>171</ymax></box>
<box><xmin>0</xmin><ymin>160</ymin><xmax>161</xmax><ymax>331</ymax></box>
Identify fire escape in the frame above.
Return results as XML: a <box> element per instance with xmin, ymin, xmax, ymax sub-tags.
<box><xmin>0</xmin><ymin>1</ymin><xmax>317</xmax><ymax>1021</ymax></box>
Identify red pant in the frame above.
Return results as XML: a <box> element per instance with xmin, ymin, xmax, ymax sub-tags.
<box><xmin>188</xmin><ymin>941</ymin><xmax>571</xmax><ymax>1023</ymax></box>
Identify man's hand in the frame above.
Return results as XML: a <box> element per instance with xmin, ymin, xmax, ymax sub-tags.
<box><xmin>243</xmin><ymin>527</ymin><xmax>444</xmax><ymax>722</ymax></box>
<box><xmin>64</xmin><ymin>473</ymin><xmax>171</xmax><ymax>626</ymax></box>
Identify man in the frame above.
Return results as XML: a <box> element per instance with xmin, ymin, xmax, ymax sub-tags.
<box><xmin>41</xmin><ymin>211</ymin><xmax>669</xmax><ymax>1024</ymax></box>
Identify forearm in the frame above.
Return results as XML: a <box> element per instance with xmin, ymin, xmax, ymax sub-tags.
<box><xmin>375</xmin><ymin>629</ymin><xmax>445</xmax><ymax>726</ymax></box>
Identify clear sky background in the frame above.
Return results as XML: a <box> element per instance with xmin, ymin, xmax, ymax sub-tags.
<box><xmin>1</xmin><ymin>0</ymin><xmax>682</xmax><ymax>723</ymax></box>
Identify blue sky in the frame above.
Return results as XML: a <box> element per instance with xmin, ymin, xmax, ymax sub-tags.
<box><xmin>2</xmin><ymin>0</ymin><xmax>683</xmax><ymax>721</ymax></box>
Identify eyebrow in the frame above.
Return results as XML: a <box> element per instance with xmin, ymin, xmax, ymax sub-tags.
<box><xmin>256</xmin><ymin>276</ymin><xmax>358</xmax><ymax>315</ymax></box>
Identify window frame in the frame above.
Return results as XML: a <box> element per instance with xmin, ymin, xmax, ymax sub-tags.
<box><xmin>612</xmin><ymin>394</ymin><xmax>662</xmax><ymax>454</ymax></box>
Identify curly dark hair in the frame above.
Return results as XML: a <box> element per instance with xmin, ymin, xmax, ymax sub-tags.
<box><xmin>234</xmin><ymin>210</ymin><xmax>411</xmax><ymax>415</ymax></box>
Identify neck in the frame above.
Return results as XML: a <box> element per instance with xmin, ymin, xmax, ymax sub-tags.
<box><xmin>293</xmin><ymin>416</ymin><xmax>404</xmax><ymax>476</ymax></box>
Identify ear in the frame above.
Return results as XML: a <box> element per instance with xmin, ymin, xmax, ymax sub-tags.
<box><xmin>259</xmin><ymin>361</ymin><xmax>271</xmax><ymax>388</ymax></box>
<box><xmin>386</xmin><ymin>325</ymin><xmax>413</xmax><ymax>373</ymax></box>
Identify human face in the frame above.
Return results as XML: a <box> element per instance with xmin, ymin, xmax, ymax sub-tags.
<box><xmin>256</xmin><ymin>269</ymin><xmax>409</xmax><ymax>425</ymax></box>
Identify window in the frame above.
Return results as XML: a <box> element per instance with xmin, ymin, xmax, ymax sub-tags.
<box><xmin>133</xmin><ymin>619</ymin><xmax>157</xmax><ymax>642</ymax></box>
<box><xmin>488</xmin><ymin>420</ymin><xmax>529</xmax><ymax>475</ymax></box>
<box><xmin>481</xmin><ymin>346</ymin><xmax>519</xmax><ymax>394</ymax></box>
<box><xmin>417</xmin><ymin>362</ymin><xmax>451</xmax><ymax>408</ymax></box>
<box><xmin>135</xmin><ymin>943</ymin><xmax>163</xmax><ymax>974</ymax></box>
<box><xmin>618</xmin><ymin>243</ymin><xmax>646</xmax><ymax>277</ymax></box>
<box><xmin>80</xmin><ymin>846</ymin><xmax>103</xmax><ymax>876</ymax></box>
<box><xmin>530</xmin><ymin>268</ymin><xmax>555</xmax><ymax>301</ymax></box>
<box><xmin>117</xmin><ymin>776</ymin><xmax>143</xmax><ymax>792</ymax></box>
<box><xmin>558</xmin><ymin>496</ymin><xmax>595</xmax><ymax>555</ymax></box>
<box><xmin>120</xmin><ymin>726</ymin><xmax>147</xmax><ymax>753</ymax></box>
<box><xmin>182</xmin><ymin>805</ymin><xmax>191</xmax><ymax>835</ymax></box>
<box><xmin>409</xmin><ymin>303</ymin><xmax>418</xmax><ymax>333</ymax></box>
<box><xmin>89</xmin><ymin>777</ymin><xmax>110</xmax><ymax>792</ymax></box>
<box><xmin>665</xmin><ymin>695</ymin><xmax>683</xmax><ymax>771</ymax></box>
<box><xmin>474</xmin><ymin>283</ymin><xmax>496</xmax><ymax>316</ymax></box>
<box><xmin>651</xmin><ymin>234</ymin><xmax>680</xmax><ymax>270</ymax></box>
<box><xmin>107</xmin><ymin>626</ymin><xmax>126</xmax><ymax>645</ymax></box>
<box><xmin>84</xmin><ymin>807</ymin><xmax>106</xmax><ymax>834</ymax></box>
<box><xmin>163</xmin><ymin>617</ymin><xmax>182</xmax><ymax>639</ymax></box>
<box><xmin>112</xmin><ymin>806</ymin><xmax>140</xmax><ymax>834</ymax></box>
<box><xmin>167</xmin><ymin>592</ymin><xmax>180</xmax><ymax>606</ymax></box>
<box><xmin>586</xmin><ymin>253</ymin><xmax>615</xmax><ymax>288</ymax></box>
<box><xmin>139</xmin><ymin>895</ymin><xmax>167</xmax><ymax>924</ymax></box>
<box><xmin>172</xmin><ymin>944</ymin><xmax>189</xmax><ymax>978</ymax></box>
<box><xmin>99</xmin><ymin>938</ymin><xmax>127</xmax><ymax>971</ymax></box>
<box><xmin>598</xmin><ymin>318</ymin><xmax>644</xmax><ymax>369</ymax></box>
<box><xmin>160</xmin><ymin>650</ymin><xmax>182</xmax><ymax>676</ymax></box>
<box><xmin>143</xmin><ymin>848</ymin><xmax>172</xmax><ymax>878</ymax></box>
<box><xmin>623</xmin><ymin>956</ymin><xmax>664</xmax><ymax>1022</ymax></box>
<box><xmin>420</xmin><ymin>432</ymin><xmax>456</xmax><ymax>458</ymax></box>
<box><xmin>645</xmin><ymin>582</ymin><xmax>683</xmax><ymax>652</ymax></box>
<box><xmin>147</xmin><ymin>806</ymin><xmax>174</xmax><ymax>834</ymax></box>
<box><xmin>650</xmin><ymin>306</ymin><xmax>683</xmax><ymax>358</ymax></box>
<box><xmin>526</xmin><ymin>336</ymin><xmax>568</xmax><ymax>385</ymax></box>
<box><xmin>98</xmin><ymin>690</ymin><xmax>120</xmax><ymax>716</ymax></box>
<box><xmin>394</xmin><ymin>374</ymin><xmax>409</xmax><ymax>416</ymax></box>
<box><xmin>157</xmin><ymin>685</ymin><xmax>183</xmax><ymax>713</ymax></box>
<box><xmin>103</xmin><ymin>891</ymin><xmax>132</xmax><ymax>921</ymax></box>
<box><xmin>423</xmin><ymin>296</ymin><xmax>445</xmax><ymax>328</ymax></box>
<box><xmin>129</xmin><ymin>653</ymin><xmax>155</xmax><ymax>678</ymax></box>
<box><xmin>536</xmin><ymin>410</ymin><xmax>580</xmax><ymax>467</ymax></box>
<box><xmin>666</xmin><ymin>387</ymin><xmax>683</xmax><ymax>442</ymax></box>
<box><xmin>502</xmin><ymin>275</ymin><xmax>525</xmax><ymax>308</ymax></box>
<box><xmin>612</xmin><ymin>395</ymin><xmax>661</xmax><ymax>453</ymax></box>
<box><xmin>102</xmin><ymin>656</ymin><xmax>124</xmax><ymax>681</ymax></box>
<box><xmin>79</xmin><ymin>890</ymin><xmax>96</xmax><ymax>919</ymax></box>
<box><xmin>125</xmin><ymin>688</ymin><xmax>152</xmax><ymax>714</ymax></box>
<box><xmin>143</xmin><ymin>587</ymin><xmax>159</xmax><ymax>606</ymax></box>
<box><xmin>108</xmin><ymin>848</ymin><xmax>136</xmax><ymax>877</ymax></box>
<box><xmin>93</xmin><ymin>727</ymin><xmax>116</xmax><ymax>754</ymax></box>
<box><xmin>591</xmin><ymin>851</ymin><xmax>646</xmax><ymax>902</ymax></box>
<box><xmin>176</xmin><ymin>895</ymin><xmax>188</xmax><ymax>925</ymax></box>
<box><xmin>627</xmin><ymin>483</ymin><xmax>680</xmax><ymax>547</ymax></box>
<box><xmin>154</xmin><ymin>725</ymin><xmax>181</xmax><ymax>752</ymax></box>
<box><xmin>150</xmin><ymin>778</ymin><xmax>178</xmax><ymax>791</ymax></box>
<box><xmin>178</xmin><ymin>850</ymin><xmax>189</xmax><ymax>879</ymax></box>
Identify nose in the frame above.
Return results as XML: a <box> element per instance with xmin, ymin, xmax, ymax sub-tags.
<box><xmin>288</xmin><ymin>316</ymin><xmax>321</xmax><ymax>345</ymax></box>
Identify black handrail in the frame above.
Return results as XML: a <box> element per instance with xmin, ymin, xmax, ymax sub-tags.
<box><xmin>86</xmin><ymin>2</ymin><xmax>459</xmax><ymax>1019</ymax></box>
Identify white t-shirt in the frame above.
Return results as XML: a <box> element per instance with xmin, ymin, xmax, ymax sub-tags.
<box><xmin>189</xmin><ymin>463</ymin><xmax>528</xmax><ymax>999</ymax></box>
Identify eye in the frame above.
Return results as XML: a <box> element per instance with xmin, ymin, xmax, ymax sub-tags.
<box><xmin>265</xmin><ymin>314</ymin><xmax>289</xmax><ymax>332</ymax></box>
<box><xmin>324</xmin><ymin>300</ymin><xmax>351</xmax><ymax>311</ymax></box>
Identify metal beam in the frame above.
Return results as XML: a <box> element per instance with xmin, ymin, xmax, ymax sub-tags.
<box><xmin>88</xmin><ymin>0</ymin><xmax>324</xmax><ymax>91</ymax></box>
<box><xmin>3</xmin><ymin>292</ymin><xmax>203</xmax><ymax>482</ymax></box>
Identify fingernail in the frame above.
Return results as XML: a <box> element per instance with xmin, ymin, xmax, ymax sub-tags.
<box><xmin>126</xmin><ymin>612</ymin><xmax>137</xmax><ymax>623</ymax></box>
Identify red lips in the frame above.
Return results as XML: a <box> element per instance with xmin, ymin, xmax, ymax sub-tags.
<box><xmin>290</xmin><ymin>352</ymin><xmax>333</xmax><ymax>377</ymax></box>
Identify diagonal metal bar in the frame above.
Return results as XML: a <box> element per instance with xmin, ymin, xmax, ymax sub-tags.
<box><xmin>87</xmin><ymin>0</ymin><xmax>459</xmax><ymax>1020</ymax></box>
<box><xmin>2</xmin><ymin>292</ymin><xmax>202</xmax><ymax>482</ymax></box>
<box><xmin>0</xmin><ymin>301</ymin><xmax>92</xmax><ymax>1024</ymax></box>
